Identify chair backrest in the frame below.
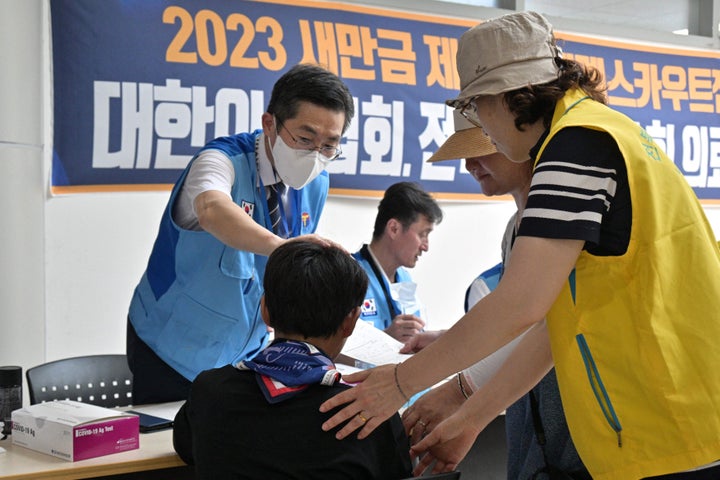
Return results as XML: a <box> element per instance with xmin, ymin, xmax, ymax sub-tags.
<box><xmin>401</xmin><ymin>472</ymin><xmax>461</xmax><ymax>480</ymax></box>
<box><xmin>26</xmin><ymin>354</ymin><xmax>133</xmax><ymax>408</ymax></box>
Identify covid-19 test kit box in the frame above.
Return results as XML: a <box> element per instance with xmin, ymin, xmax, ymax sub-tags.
<box><xmin>11</xmin><ymin>400</ymin><xmax>139</xmax><ymax>461</ymax></box>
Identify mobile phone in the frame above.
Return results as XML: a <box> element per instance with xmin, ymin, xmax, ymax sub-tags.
<box><xmin>126</xmin><ymin>410</ymin><xmax>174</xmax><ymax>433</ymax></box>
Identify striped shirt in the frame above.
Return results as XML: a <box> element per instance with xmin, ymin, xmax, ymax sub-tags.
<box><xmin>519</xmin><ymin>127</ymin><xmax>631</xmax><ymax>256</ymax></box>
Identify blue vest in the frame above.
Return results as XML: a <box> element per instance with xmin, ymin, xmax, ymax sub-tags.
<box><xmin>352</xmin><ymin>245</ymin><xmax>417</xmax><ymax>330</ymax></box>
<box><xmin>463</xmin><ymin>262</ymin><xmax>503</xmax><ymax>312</ymax></box>
<box><xmin>128</xmin><ymin>130</ymin><xmax>328</xmax><ymax>381</ymax></box>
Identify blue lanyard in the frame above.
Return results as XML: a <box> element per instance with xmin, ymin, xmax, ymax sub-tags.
<box><xmin>359</xmin><ymin>245</ymin><xmax>401</xmax><ymax>318</ymax></box>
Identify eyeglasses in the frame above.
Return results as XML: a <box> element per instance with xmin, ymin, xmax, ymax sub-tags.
<box><xmin>277</xmin><ymin>121</ymin><xmax>342</xmax><ymax>161</ymax></box>
<box><xmin>459</xmin><ymin>97</ymin><xmax>483</xmax><ymax>129</ymax></box>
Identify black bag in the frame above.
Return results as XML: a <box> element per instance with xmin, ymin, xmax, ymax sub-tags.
<box><xmin>528</xmin><ymin>391</ymin><xmax>593</xmax><ymax>480</ymax></box>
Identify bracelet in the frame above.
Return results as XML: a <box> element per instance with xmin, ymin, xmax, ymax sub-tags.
<box><xmin>394</xmin><ymin>363</ymin><xmax>410</xmax><ymax>402</ymax></box>
<box><xmin>457</xmin><ymin>373</ymin><xmax>470</xmax><ymax>399</ymax></box>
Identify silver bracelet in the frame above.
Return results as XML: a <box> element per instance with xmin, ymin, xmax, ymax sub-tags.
<box><xmin>457</xmin><ymin>373</ymin><xmax>470</xmax><ymax>399</ymax></box>
<box><xmin>394</xmin><ymin>363</ymin><xmax>410</xmax><ymax>402</ymax></box>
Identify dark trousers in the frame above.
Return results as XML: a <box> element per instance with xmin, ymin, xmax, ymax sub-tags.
<box><xmin>126</xmin><ymin>318</ymin><xmax>191</xmax><ymax>405</ymax></box>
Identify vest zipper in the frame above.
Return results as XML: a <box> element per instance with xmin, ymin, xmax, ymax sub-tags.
<box><xmin>576</xmin><ymin>334</ymin><xmax>623</xmax><ymax>447</ymax></box>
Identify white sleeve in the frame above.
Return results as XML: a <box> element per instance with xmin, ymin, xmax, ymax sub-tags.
<box><xmin>462</xmin><ymin>212</ymin><xmax>522</xmax><ymax>391</ymax></box>
<box><xmin>465</xmin><ymin>278</ymin><xmax>492</xmax><ymax>312</ymax></box>
<box><xmin>461</xmin><ymin>330</ymin><xmax>527</xmax><ymax>392</ymax></box>
<box><xmin>173</xmin><ymin>150</ymin><xmax>235</xmax><ymax>230</ymax></box>
<box><xmin>462</xmin><ymin>261</ymin><xmax>524</xmax><ymax>392</ymax></box>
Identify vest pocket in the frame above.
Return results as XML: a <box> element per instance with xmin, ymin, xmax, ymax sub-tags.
<box><xmin>220</xmin><ymin>246</ymin><xmax>254</xmax><ymax>280</ymax></box>
<box><xmin>156</xmin><ymin>294</ymin><xmax>239</xmax><ymax>375</ymax></box>
<box><xmin>576</xmin><ymin>334</ymin><xmax>623</xmax><ymax>447</ymax></box>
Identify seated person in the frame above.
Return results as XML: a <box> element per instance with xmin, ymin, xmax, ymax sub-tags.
<box><xmin>173</xmin><ymin>240</ymin><xmax>412</xmax><ymax>479</ymax></box>
<box><xmin>353</xmin><ymin>181</ymin><xmax>443</xmax><ymax>342</ymax></box>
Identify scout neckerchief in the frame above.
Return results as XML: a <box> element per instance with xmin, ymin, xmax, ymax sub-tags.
<box><xmin>236</xmin><ymin>339</ymin><xmax>341</xmax><ymax>404</ymax></box>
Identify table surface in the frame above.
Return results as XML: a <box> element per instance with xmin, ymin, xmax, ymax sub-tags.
<box><xmin>0</xmin><ymin>429</ymin><xmax>186</xmax><ymax>480</ymax></box>
<box><xmin>0</xmin><ymin>402</ymin><xmax>187</xmax><ymax>480</ymax></box>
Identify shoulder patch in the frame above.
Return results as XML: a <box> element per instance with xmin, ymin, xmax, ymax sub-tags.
<box><xmin>361</xmin><ymin>298</ymin><xmax>378</xmax><ymax>316</ymax></box>
<box><xmin>241</xmin><ymin>200</ymin><xmax>255</xmax><ymax>216</ymax></box>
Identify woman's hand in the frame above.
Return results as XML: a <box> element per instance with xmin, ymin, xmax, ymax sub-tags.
<box><xmin>410</xmin><ymin>408</ymin><xmax>485</xmax><ymax>476</ymax></box>
<box><xmin>401</xmin><ymin>377</ymin><xmax>466</xmax><ymax>445</ymax></box>
<box><xmin>320</xmin><ymin>364</ymin><xmax>408</xmax><ymax>439</ymax></box>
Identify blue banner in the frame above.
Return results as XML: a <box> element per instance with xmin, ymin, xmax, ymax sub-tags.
<box><xmin>50</xmin><ymin>0</ymin><xmax>720</xmax><ymax>200</ymax></box>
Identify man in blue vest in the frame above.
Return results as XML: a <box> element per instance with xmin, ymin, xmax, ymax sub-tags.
<box><xmin>127</xmin><ymin>64</ymin><xmax>355</xmax><ymax>404</ymax></box>
<box><xmin>352</xmin><ymin>182</ymin><xmax>443</xmax><ymax>342</ymax></box>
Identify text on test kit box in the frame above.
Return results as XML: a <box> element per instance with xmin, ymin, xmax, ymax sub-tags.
<box><xmin>12</xmin><ymin>400</ymin><xmax>139</xmax><ymax>461</ymax></box>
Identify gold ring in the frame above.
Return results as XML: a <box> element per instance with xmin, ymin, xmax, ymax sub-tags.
<box><xmin>357</xmin><ymin>412</ymin><xmax>368</xmax><ymax>423</ymax></box>
<box><xmin>417</xmin><ymin>420</ymin><xmax>427</xmax><ymax>428</ymax></box>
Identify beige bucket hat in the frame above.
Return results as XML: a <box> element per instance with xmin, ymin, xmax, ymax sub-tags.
<box><xmin>446</xmin><ymin>11</ymin><xmax>561</xmax><ymax>109</ymax></box>
<box><xmin>427</xmin><ymin>109</ymin><xmax>496</xmax><ymax>162</ymax></box>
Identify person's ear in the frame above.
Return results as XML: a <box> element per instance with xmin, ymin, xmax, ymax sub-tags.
<box><xmin>260</xmin><ymin>296</ymin><xmax>272</xmax><ymax>329</ymax></box>
<box><xmin>386</xmin><ymin>218</ymin><xmax>401</xmax><ymax>239</ymax></box>
<box><xmin>261</xmin><ymin>112</ymin><xmax>276</xmax><ymax>137</ymax></box>
<box><xmin>340</xmin><ymin>306</ymin><xmax>361</xmax><ymax>338</ymax></box>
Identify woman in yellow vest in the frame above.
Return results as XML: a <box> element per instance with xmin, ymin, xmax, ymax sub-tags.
<box><xmin>319</xmin><ymin>11</ymin><xmax>720</xmax><ymax>480</ymax></box>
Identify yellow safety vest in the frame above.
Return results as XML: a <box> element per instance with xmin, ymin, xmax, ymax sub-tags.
<box><xmin>540</xmin><ymin>89</ymin><xmax>720</xmax><ymax>479</ymax></box>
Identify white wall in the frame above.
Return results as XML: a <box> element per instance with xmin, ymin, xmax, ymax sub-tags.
<box><xmin>2</xmin><ymin>0</ymin><xmax>720</xmax><ymax>404</ymax></box>
<box><xmin>0</xmin><ymin>0</ymin><xmax>47</xmax><ymax>385</ymax></box>
<box><xmin>42</xmin><ymin>191</ymin><xmax>519</xmax><ymax>357</ymax></box>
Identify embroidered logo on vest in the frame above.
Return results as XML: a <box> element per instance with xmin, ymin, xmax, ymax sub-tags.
<box><xmin>361</xmin><ymin>298</ymin><xmax>378</xmax><ymax>316</ymax></box>
<box><xmin>241</xmin><ymin>200</ymin><xmax>255</xmax><ymax>216</ymax></box>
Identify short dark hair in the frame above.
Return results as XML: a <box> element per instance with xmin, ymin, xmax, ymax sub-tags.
<box><xmin>263</xmin><ymin>241</ymin><xmax>368</xmax><ymax>338</ymax></box>
<box><xmin>503</xmin><ymin>57</ymin><xmax>607</xmax><ymax>131</ymax></box>
<box><xmin>372</xmin><ymin>182</ymin><xmax>443</xmax><ymax>241</ymax></box>
<box><xmin>267</xmin><ymin>63</ymin><xmax>355</xmax><ymax>134</ymax></box>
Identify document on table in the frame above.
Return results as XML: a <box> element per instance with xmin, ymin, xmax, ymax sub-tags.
<box><xmin>340</xmin><ymin>320</ymin><xmax>413</xmax><ymax>368</ymax></box>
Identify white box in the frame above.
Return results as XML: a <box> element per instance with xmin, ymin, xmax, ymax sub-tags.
<box><xmin>11</xmin><ymin>400</ymin><xmax>139</xmax><ymax>461</ymax></box>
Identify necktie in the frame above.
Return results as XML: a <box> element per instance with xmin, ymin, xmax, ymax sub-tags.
<box><xmin>266</xmin><ymin>182</ymin><xmax>288</xmax><ymax>238</ymax></box>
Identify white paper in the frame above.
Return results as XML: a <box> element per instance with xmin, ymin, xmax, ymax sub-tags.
<box><xmin>341</xmin><ymin>320</ymin><xmax>413</xmax><ymax>367</ymax></box>
<box><xmin>335</xmin><ymin>363</ymin><xmax>363</xmax><ymax>377</ymax></box>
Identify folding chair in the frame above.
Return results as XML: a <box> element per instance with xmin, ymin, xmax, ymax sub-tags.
<box><xmin>26</xmin><ymin>354</ymin><xmax>133</xmax><ymax>408</ymax></box>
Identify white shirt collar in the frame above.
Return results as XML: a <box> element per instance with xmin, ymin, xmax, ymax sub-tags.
<box><xmin>256</xmin><ymin>132</ymin><xmax>281</xmax><ymax>187</ymax></box>
<box><xmin>366</xmin><ymin>244</ymin><xmax>393</xmax><ymax>284</ymax></box>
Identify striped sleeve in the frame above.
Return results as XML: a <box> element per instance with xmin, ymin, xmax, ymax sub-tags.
<box><xmin>518</xmin><ymin>127</ymin><xmax>621</xmax><ymax>245</ymax></box>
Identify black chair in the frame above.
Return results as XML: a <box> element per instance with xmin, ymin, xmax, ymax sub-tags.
<box><xmin>401</xmin><ymin>472</ymin><xmax>461</xmax><ymax>479</ymax></box>
<box><xmin>26</xmin><ymin>354</ymin><xmax>133</xmax><ymax>408</ymax></box>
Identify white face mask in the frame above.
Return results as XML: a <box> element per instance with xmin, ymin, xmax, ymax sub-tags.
<box><xmin>271</xmin><ymin>133</ymin><xmax>329</xmax><ymax>189</ymax></box>
<box><xmin>389</xmin><ymin>281</ymin><xmax>420</xmax><ymax>315</ymax></box>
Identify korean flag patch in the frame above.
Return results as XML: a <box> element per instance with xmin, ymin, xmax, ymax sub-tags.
<box><xmin>241</xmin><ymin>200</ymin><xmax>255</xmax><ymax>217</ymax></box>
<box><xmin>361</xmin><ymin>298</ymin><xmax>378</xmax><ymax>316</ymax></box>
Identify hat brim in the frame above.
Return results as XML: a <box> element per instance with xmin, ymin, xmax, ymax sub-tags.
<box><xmin>427</xmin><ymin>127</ymin><xmax>496</xmax><ymax>163</ymax></box>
